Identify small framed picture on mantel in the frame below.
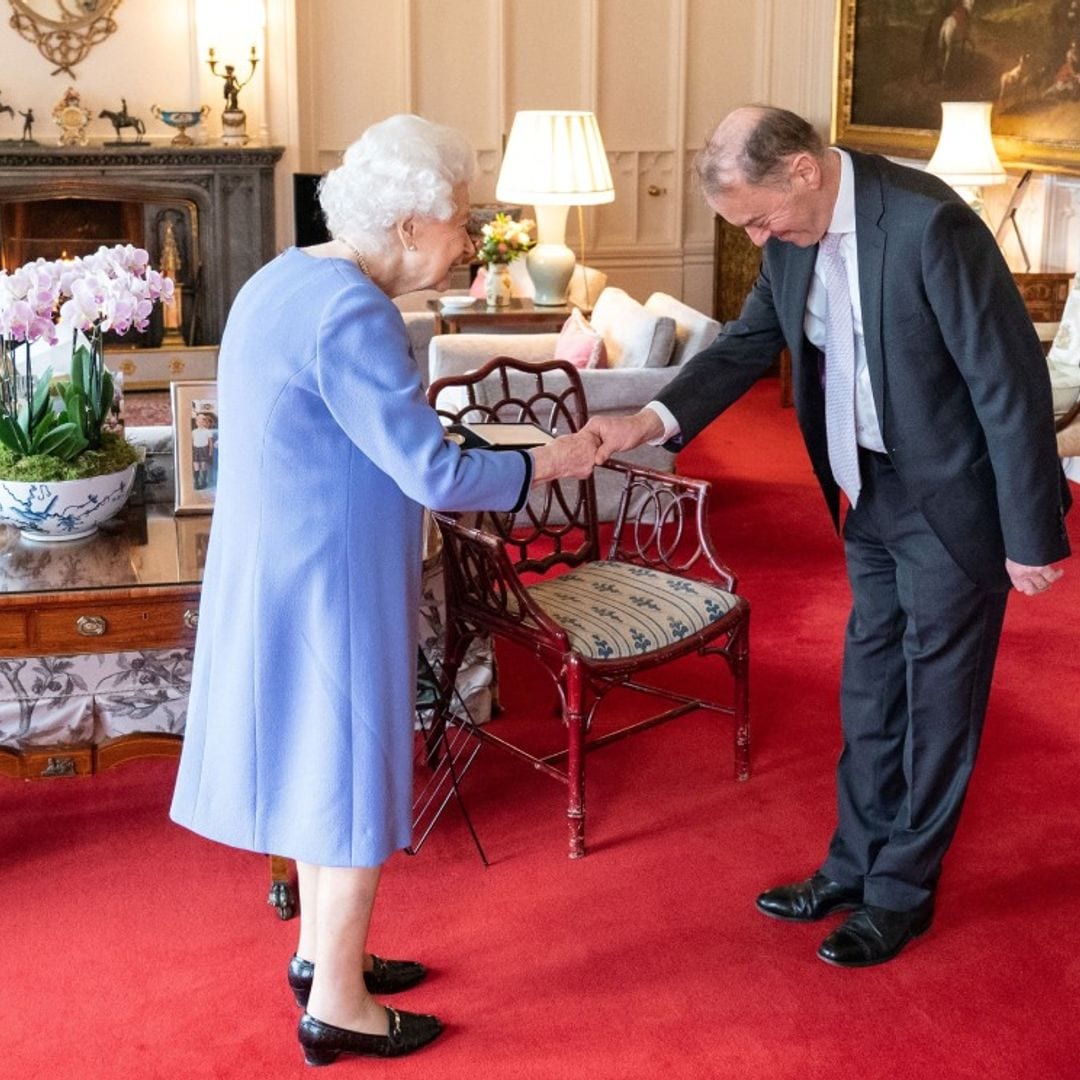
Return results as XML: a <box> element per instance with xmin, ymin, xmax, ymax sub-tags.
<box><xmin>171</xmin><ymin>380</ymin><xmax>218</xmax><ymax>514</ymax></box>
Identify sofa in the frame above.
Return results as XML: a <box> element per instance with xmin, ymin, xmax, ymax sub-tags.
<box><xmin>427</xmin><ymin>288</ymin><xmax>721</xmax><ymax>517</ymax></box>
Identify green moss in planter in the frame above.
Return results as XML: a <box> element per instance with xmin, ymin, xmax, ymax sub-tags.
<box><xmin>0</xmin><ymin>432</ymin><xmax>140</xmax><ymax>482</ymax></box>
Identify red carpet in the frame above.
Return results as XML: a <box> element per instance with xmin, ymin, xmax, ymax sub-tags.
<box><xmin>3</xmin><ymin>379</ymin><xmax>1078</xmax><ymax>1079</ymax></box>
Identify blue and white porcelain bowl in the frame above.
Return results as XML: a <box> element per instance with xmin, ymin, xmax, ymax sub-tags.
<box><xmin>0</xmin><ymin>465</ymin><xmax>137</xmax><ymax>542</ymax></box>
<box><xmin>151</xmin><ymin>105</ymin><xmax>209</xmax><ymax>147</ymax></box>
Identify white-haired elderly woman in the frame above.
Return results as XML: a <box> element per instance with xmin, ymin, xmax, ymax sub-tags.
<box><xmin>170</xmin><ymin>115</ymin><xmax>598</xmax><ymax>1066</ymax></box>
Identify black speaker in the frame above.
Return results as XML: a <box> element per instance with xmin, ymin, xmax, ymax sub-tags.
<box><xmin>293</xmin><ymin>173</ymin><xmax>330</xmax><ymax>246</ymax></box>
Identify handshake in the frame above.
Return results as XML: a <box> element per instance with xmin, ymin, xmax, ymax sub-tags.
<box><xmin>529</xmin><ymin>409</ymin><xmax>666</xmax><ymax>485</ymax></box>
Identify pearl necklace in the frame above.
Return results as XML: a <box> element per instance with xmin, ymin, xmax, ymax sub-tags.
<box><xmin>340</xmin><ymin>239</ymin><xmax>370</xmax><ymax>276</ymax></box>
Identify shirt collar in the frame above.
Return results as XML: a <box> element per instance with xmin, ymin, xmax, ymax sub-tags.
<box><xmin>826</xmin><ymin>148</ymin><xmax>856</xmax><ymax>236</ymax></box>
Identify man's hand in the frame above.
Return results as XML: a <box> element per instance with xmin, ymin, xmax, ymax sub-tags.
<box><xmin>1006</xmin><ymin>558</ymin><xmax>1065</xmax><ymax>596</ymax></box>
<box><xmin>530</xmin><ymin>429</ymin><xmax>601</xmax><ymax>484</ymax></box>
<box><xmin>582</xmin><ymin>410</ymin><xmax>665</xmax><ymax>465</ymax></box>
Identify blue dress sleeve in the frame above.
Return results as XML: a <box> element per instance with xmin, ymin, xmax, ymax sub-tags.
<box><xmin>313</xmin><ymin>279</ymin><xmax>529</xmax><ymax>512</ymax></box>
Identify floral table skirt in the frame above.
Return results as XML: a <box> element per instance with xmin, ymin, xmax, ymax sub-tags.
<box><xmin>0</xmin><ymin>564</ymin><xmax>491</xmax><ymax>751</ymax></box>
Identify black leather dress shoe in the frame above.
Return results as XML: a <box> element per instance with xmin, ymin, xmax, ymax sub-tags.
<box><xmin>756</xmin><ymin>872</ymin><xmax>863</xmax><ymax>922</ymax></box>
<box><xmin>288</xmin><ymin>954</ymin><xmax>427</xmax><ymax>1008</ymax></box>
<box><xmin>816</xmin><ymin>901</ymin><xmax>934</xmax><ymax>968</ymax></box>
<box><xmin>298</xmin><ymin>1006</ymin><xmax>442</xmax><ymax>1065</ymax></box>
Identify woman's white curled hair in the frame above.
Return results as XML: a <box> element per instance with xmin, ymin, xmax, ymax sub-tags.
<box><xmin>318</xmin><ymin>114</ymin><xmax>475</xmax><ymax>254</ymax></box>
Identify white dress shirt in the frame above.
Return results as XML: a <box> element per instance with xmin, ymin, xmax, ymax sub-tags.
<box><xmin>646</xmin><ymin>148</ymin><xmax>885</xmax><ymax>452</ymax></box>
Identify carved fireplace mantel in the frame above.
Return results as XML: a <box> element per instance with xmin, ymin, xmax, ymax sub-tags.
<box><xmin>0</xmin><ymin>143</ymin><xmax>284</xmax><ymax>345</ymax></box>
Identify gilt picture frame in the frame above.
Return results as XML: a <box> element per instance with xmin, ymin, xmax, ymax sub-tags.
<box><xmin>171</xmin><ymin>379</ymin><xmax>218</xmax><ymax>514</ymax></box>
<box><xmin>175</xmin><ymin>514</ymin><xmax>212</xmax><ymax>580</ymax></box>
<box><xmin>833</xmin><ymin>0</ymin><xmax>1080</xmax><ymax>172</ymax></box>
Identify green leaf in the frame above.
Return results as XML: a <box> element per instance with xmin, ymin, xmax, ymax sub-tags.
<box><xmin>30</xmin><ymin>409</ymin><xmax>59</xmax><ymax>443</ymax></box>
<box><xmin>63</xmin><ymin>387</ymin><xmax>90</xmax><ymax>439</ymax></box>
<box><xmin>97</xmin><ymin>370</ymin><xmax>114</xmax><ymax>424</ymax></box>
<box><xmin>70</xmin><ymin>344</ymin><xmax>89</xmax><ymax>394</ymax></box>
<box><xmin>34</xmin><ymin>423</ymin><xmax>89</xmax><ymax>461</ymax></box>
<box><xmin>30</xmin><ymin>367</ymin><xmax>53</xmax><ymax>430</ymax></box>
<box><xmin>0</xmin><ymin>413</ymin><xmax>30</xmax><ymax>454</ymax></box>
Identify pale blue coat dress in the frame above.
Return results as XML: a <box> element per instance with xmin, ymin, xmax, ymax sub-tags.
<box><xmin>170</xmin><ymin>248</ymin><xmax>530</xmax><ymax>867</ymax></box>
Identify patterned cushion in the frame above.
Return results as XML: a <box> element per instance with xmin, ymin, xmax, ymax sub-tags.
<box><xmin>525</xmin><ymin>560</ymin><xmax>738</xmax><ymax>660</ymax></box>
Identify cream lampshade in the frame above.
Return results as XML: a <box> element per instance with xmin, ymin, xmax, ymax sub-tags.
<box><xmin>926</xmin><ymin>101</ymin><xmax>1006</xmax><ymax>216</ymax></box>
<box><xmin>495</xmin><ymin>110</ymin><xmax>615</xmax><ymax>305</ymax></box>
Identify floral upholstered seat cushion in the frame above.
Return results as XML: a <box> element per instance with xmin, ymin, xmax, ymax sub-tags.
<box><xmin>524</xmin><ymin>560</ymin><xmax>738</xmax><ymax>661</ymax></box>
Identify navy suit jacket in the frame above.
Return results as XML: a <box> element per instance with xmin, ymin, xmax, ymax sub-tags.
<box><xmin>659</xmin><ymin>149</ymin><xmax>1071</xmax><ymax>590</ymax></box>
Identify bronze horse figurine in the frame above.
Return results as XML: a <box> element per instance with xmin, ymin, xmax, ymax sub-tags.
<box><xmin>99</xmin><ymin>100</ymin><xmax>146</xmax><ymax>142</ymax></box>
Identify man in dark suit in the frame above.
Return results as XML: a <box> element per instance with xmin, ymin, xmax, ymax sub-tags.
<box><xmin>585</xmin><ymin>105</ymin><xmax>1071</xmax><ymax>967</ymax></box>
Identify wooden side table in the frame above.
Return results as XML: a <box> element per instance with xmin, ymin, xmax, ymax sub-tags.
<box><xmin>429</xmin><ymin>297</ymin><xmax>581</xmax><ymax>335</ymax></box>
<box><xmin>1012</xmin><ymin>272</ymin><xmax>1073</xmax><ymax>323</ymax></box>
<box><xmin>0</xmin><ymin>504</ymin><xmax>201</xmax><ymax>780</ymax></box>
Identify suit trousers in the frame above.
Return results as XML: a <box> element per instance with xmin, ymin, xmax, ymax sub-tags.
<box><xmin>820</xmin><ymin>449</ymin><xmax>1009</xmax><ymax>911</ymax></box>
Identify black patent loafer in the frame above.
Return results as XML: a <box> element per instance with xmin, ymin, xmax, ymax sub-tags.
<box><xmin>288</xmin><ymin>954</ymin><xmax>427</xmax><ymax>1007</ymax></box>
<box><xmin>756</xmin><ymin>872</ymin><xmax>863</xmax><ymax>922</ymax></box>
<box><xmin>298</xmin><ymin>1006</ymin><xmax>443</xmax><ymax>1065</ymax></box>
<box><xmin>816</xmin><ymin>901</ymin><xmax>934</xmax><ymax>968</ymax></box>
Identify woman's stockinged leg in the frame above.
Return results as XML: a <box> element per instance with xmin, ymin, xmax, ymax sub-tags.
<box><xmin>296</xmin><ymin>860</ymin><xmax>320</xmax><ymax>964</ymax></box>
<box><xmin>297</xmin><ymin>861</ymin><xmax>388</xmax><ymax>1035</ymax></box>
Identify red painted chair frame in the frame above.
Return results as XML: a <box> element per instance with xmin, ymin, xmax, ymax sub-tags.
<box><xmin>427</xmin><ymin>356</ymin><xmax>751</xmax><ymax>858</ymax></box>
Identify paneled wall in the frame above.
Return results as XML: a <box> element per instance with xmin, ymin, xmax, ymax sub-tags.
<box><xmin>294</xmin><ymin>0</ymin><xmax>763</xmax><ymax>308</ymax></box>
<box><xmin>5</xmin><ymin>0</ymin><xmax>1076</xmax><ymax>308</ymax></box>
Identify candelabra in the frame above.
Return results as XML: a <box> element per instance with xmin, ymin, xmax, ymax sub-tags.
<box><xmin>207</xmin><ymin>45</ymin><xmax>259</xmax><ymax>146</ymax></box>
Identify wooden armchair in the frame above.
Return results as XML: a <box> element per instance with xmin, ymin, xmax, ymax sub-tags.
<box><xmin>426</xmin><ymin>357</ymin><xmax>751</xmax><ymax>858</ymax></box>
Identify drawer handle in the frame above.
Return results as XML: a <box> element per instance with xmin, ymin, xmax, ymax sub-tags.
<box><xmin>75</xmin><ymin>615</ymin><xmax>108</xmax><ymax>637</ymax></box>
<box><xmin>183</xmin><ymin>608</ymin><xmax>199</xmax><ymax>630</ymax></box>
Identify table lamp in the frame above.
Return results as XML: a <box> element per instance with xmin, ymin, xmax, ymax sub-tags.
<box><xmin>495</xmin><ymin>110</ymin><xmax>614</xmax><ymax>306</ymax></box>
<box><xmin>926</xmin><ymin>101</ymin><xmax>1006</xmax><ymax>219</ymax></box>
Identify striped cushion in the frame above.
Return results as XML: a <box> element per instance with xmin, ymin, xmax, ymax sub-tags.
<box><xmin>525</xmin><ymin>560</ymin><xmax>738</xmax><ymax>660</ymax></box>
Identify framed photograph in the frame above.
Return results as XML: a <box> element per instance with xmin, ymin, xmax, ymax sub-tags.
<box><xmin>171</xmin><ymin>380</ymin><xmax>218</xmax><ymax>514</ymax></box>
<box><xmin>175</xmin><ymin>514</ymin><xmax>213</xmax><ymax>580</ymax></box>
<box><xmin>833</xmin><ymin>1</ymin><xmax>1080</xmax><ymax>172</ymax></box>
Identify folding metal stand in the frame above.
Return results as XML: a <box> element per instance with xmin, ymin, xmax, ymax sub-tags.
<box><xmin>407</xmin><ymin>646</ymin><xmax>489</xmax><ymax>866</ymax></box>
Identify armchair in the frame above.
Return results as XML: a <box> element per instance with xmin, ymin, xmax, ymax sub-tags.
<box><xmin>427</xmin><ymin>357</ymin><xmax>751</xmax><ymax>859</ymax></box>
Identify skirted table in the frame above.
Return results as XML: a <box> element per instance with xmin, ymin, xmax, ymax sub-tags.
<box><xmin>0</xmin><ymin>492</ymin><xmax>492</xmax><ymax>917</ymax></box>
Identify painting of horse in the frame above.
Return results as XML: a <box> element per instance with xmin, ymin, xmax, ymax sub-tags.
<box><xmin>835</xmin><ymin>0</ymin><xmax>1080</xmax><ymax>169</ymax></box>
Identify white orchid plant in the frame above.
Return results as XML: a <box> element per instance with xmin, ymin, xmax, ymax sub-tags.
<box><xmin>0</xmin><ymin>245</ymin><xmax>173</xmax><ymax>479</ymax></box>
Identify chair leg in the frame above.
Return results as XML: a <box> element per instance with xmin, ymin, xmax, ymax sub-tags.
<box><xmin>565</xmin><ymin>659</ymin><xmax>587</xmax><ymax>858</ymax></box>
<box><xmin>731</xmin><ymin>614</ymin><xmax>751</xmax><ymax>782</ymax></box>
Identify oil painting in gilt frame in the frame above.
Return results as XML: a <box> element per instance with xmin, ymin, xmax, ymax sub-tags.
<box><xmin>171</xmin><ymin>380</ymin><xmax>218</xmax><ymax>514</ymax></box>
<box><xmin>833</xmin><ymin>0</ymin><xmax>1080</xmax><ymax>171</ymax></box>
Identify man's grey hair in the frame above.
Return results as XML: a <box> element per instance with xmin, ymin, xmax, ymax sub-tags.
<box><xmin>694</xmin><ymin>106</ymin><xmax>826</xmax><ymax>196</ymax></box>
<box><xmin>318</xmin><ymin>114</ymin><xmax>475</xmax><ymax>255</ymax></box>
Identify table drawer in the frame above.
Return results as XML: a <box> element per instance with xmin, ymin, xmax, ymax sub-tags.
<box><xmin>29</xmin><ymin>599</ymin><xmax>199</xmax><ymax>653</ymax></box>
<box><xmin>0</xmin><ymin>611</ymin><xmax>30</xmax><ymax>650</ymax></box>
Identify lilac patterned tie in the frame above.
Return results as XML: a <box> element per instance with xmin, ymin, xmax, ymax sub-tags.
<box><xmin>820</xmin><ymin>232</ymin><xmax>861</xmax><ymax>508</ymax></box>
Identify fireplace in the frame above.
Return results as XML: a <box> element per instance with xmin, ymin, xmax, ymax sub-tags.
<box><xmin>0</xmin><ymin>144</ymin><xmax>282</xmax><ymax>347</ymax></box>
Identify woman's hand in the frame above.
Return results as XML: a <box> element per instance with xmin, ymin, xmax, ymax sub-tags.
<box><xmin>530</xmin><ymin>430</ymin><xmax>601</xmax><ymax>484</ymax></box>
